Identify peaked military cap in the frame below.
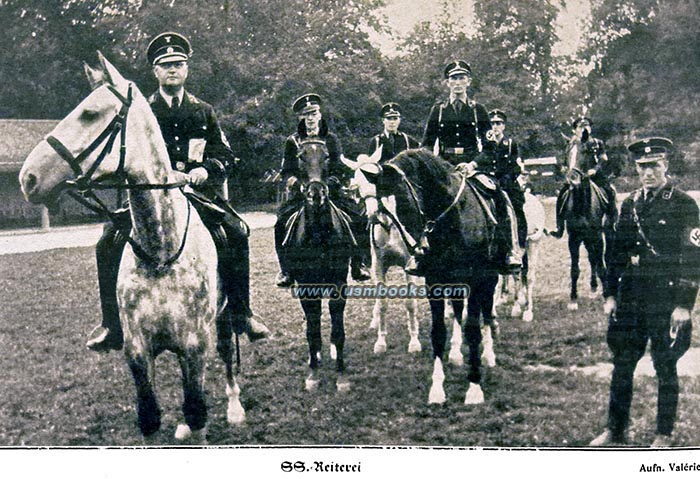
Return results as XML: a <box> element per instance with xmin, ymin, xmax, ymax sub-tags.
<box><xmin>147</xmin><ymin>32</ymin><xmax>192</xmax><ymax>65</ymax></box>
<box><xmin>627</xmin><ymin>137</ymin><xmax>673</xmax><ymax>164</ymax></box>
<box><xmin>380</xmin><ymin>102</ymin><xmax>401</xmax><ymax>118</ymax></box>
<box><xmin>444</xmin><ymin>60</ymin><xmax>472</xmax><ymax>78</ymax></box>
<box><xmin>292</xmin><ymin>93</ymin><xmax>322</xmax><ymax>114</ymax></box>
<box><xmin>489</xmin><ymin>109</ymin><xmax>507</xmax><ymax>123</ymax></box>
<box><xmin>572</xmin><ymin>116</ymin><xmax>592</xmax><ymax>129</ymax></box>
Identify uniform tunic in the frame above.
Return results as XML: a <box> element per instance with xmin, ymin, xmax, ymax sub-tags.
<box><xmin>368</xmin><ymin>131</ymin><xmax>419</xmax><ymax>162</ymax></box>
<box><xmin>603</xmin><ymin>182</ymin><xmax>700</xmax><ymax>437</ymax></box>
<box><xmin>148</xmin><ymin>90</ymin><xmax>236</xmax><ymax>198</ymax></box>
<box><xmin>421</xmin><ymin>100</ymin><xmax>490</xmax><ymax>165</ymax></box>
<box><xmin>482</xmin><ymin>136</ymin><xmax>526</xmax><ymax>246</ymax></box>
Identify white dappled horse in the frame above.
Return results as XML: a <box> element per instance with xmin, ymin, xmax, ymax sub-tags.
<box><xmin>19</xmin><ymin>53</ymin><xmax>244</xmax><ymax>442</ymax></box>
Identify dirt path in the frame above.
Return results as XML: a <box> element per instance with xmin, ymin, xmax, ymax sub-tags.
<box><xmin>0</xmin><ymin>212</ymin><xmax>276</xmax><ymax>255</ymax></box>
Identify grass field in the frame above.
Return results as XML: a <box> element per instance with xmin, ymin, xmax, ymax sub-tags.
<box><xmin>1</xmin><ymin>204</ymin><xmax>700</xmax><ymax>447</ymax></box>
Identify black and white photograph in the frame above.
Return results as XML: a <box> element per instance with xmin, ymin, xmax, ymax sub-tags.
<box><xmin>1</xmin><ymin>0</ymin><xmax>699</xmax><ymax>476</ymax></box>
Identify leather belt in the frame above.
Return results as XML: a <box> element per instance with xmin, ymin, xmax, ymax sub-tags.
<box><xmin>444</xmin><ymin>147</ymin><xmax>465</xmax><ymax>155</ymax></box>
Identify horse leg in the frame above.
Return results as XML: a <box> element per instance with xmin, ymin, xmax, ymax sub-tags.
<box><xmin>216</xmin><ymin>312</ymin><xmax>245</xmax><ymax>425</ymax></box>
<box><xmin>301</xmin><ymin>298</ymin><xmax>323</xmax><ymax>391</ymax></box>
<box><xmin>448</xmin><ymin>298</ymin><xmax>464</xmax><ymax>367</ymax></box>
<box><xmin>329</xmin><ymin>292</ymin><xmax>350</xmax><ymax>392</ymax></box>
<box><xmin>372</xmin><ymin>261</ymin><xmax>388</xmax><ymax>354</ymax></box>
<box><xmin>480</xmin><ymin>275</ymin><xmax>499</xmax><ymax>368</ymax></box>
<box><xmin>428</xmin><ymin>297</ymin><xmax>447</xmax><ymax>404</ymax></box>
<box><xmin>174</xmin><ymin>341</ymin><xmax>210</xmax><ymax>444</ymax></box>
<box><xmin>568</xmin><ymin>234</ymin><xmax>581</xmax><ymax>311</ymax></box>
<box><xmin>523</xmin><ymin>244</ymin><xmax>536</xmax><ymax>322</ymax></box>
<box><xmin>405</xmin><ymin>274</ymin><xmax>421</xmax><ymax>353</ymax></box>
<box><xmin>464</xmin><ymin>285</ymin><xmax>485</xmax><ymax>405</ymax></box>
<box><xmin>126</xmin><ymin>346</ymin><xmax>161</xmax><ymax>439</ymax></box>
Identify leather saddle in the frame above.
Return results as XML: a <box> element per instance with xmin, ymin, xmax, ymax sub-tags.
<box><xmin>282</xmin><ymin>199</ymin><xmax>357</xmax><ymax>249</ymax></box>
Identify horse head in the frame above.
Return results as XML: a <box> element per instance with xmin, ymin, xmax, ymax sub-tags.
<box><xmin>19</xmin><ymin>52</ymin><xmax>170</xmax><ymax>208</ymax></box>
<box><xmin>342</xmin><ymin>146</ymin><xmax>383</xmax><ymax>220</ymax></box>
<box><xmin>297</xmin><ymin>139</ymin><xmax>331</xmax><ymax>208</ymax></box>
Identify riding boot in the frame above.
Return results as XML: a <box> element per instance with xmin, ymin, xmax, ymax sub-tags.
<box><xmin>495</xmin><ymin>190</ymin><xmax>522</xmax><ymax>274</ymax></box>
<box><xmin>274</xmin><ymin>205</ymin><xmax>296</xmax><ymax>287</ymax></box>
<box><xmin>87</xmin><ymin>217</ymin><xmax>129</xmax><ymax>352</ymax></box>
<box><xmin>217</xmin><ymin>216</ymin><xmax>270</xmax><ymax>343</ymax></box>
<box><xmin>550</xmin><ymin>187</ymin><xmax>567</xmax><ymax>239</ymax></box>
<box><xmin>350</xmin><ymin>218</ymin><xmax>371</xmax><ymax>282</ymax></box>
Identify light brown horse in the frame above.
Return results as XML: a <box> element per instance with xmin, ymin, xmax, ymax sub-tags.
<box><xmin>19</xmin><ymin>53</ymin><xmax>244</xmax><ymax>442</ymax></box>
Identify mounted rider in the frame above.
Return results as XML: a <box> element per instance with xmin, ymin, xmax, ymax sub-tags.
<box><xmin>482</xmin><ymin>109</ymin><xmax>527</xmax><ymax>249</ymax></box>
<box><xmin>551</xmin><ymin>116</ymin><xmax>617</xmax><ymax>238</ymax></box>
<box><xmin>368</xmin><ymin>102</ymin><xmax>419</xmax><ymax>162</ymax></box>
<box><xmin>418</xmin><ymin>60</ymin><xmax>522</xmax><ymax>275</ymax></box>
<box><xmin>87</xmin><ymin>31</ymin><xmax>269</xmax><ymax>352</ymax></box>
<box><xmin>274</xmin><ymin>93</ymin><xmax>371</xmax><ymax>287</ymax></box>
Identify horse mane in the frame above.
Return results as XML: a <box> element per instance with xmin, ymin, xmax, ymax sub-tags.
<box><xmin>388</xmin><ymin>148</ymin><xmax>455</xmax><ymax>205</ymax></box>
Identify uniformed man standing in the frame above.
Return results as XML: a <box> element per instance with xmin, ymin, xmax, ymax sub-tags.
<box><xmin>420</xmin><ymin>60</ymin><xmax>521</xmax><ymax>272</ymax></box>
<box><xmin>590</xmin><ymin>137</ymin><xmax>700</xmax><ymax>447</ymax></box>
<box><xmin>275</xmin><ymin>93</ymin><xmax>371</xmax><ymax>287</ymax></box>
<box><xmin>368</xmin><ymin>102</ymin><xmax>418</xmax><ymax>162</ymax></box>
<box><xmin>551</xmin><ymin>116</ymin><xmax>617</xmax><ymax>238</ymax></box>
<box><xmin>87</xmin><ymin>32</ymin><xmax>268</xmax><ymax>352</ymax></box>
<box><xmin>483</xmin><ymin>109</ymin><xmax>527</xmax><ymax>249</ymax></box>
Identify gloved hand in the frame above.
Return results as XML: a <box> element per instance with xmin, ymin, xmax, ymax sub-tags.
<box><xmin>188</xmin><ymin>167</ymin><xmax>209</xmax><ymax>186</ymax></box>
<box><xmin>286</xmin><ymin>176</ymin><xmax>300</xmax><ymax>192</ymax></box>
<box><xmin>603</xmin><ymin>296</ymin><xmax>616</xmax><ymax>317</ymax></box>
<box><xmin>455</xmin><ymin>161</ymin><xmax>477</xmax><ymax>175</ymax></box>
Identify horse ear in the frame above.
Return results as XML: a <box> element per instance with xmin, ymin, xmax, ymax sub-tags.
<box><xmin>96</xmin><ymin>51</ymin><xmax>127</xmax><ymax>87</ymax></box>
<box><xmin>84</xmin><ymin>62</ymin><xmax>105</xmax><ymax>90</ymax></box>
<box><xmin>340</xmin><ymin>154</ymin><xmax>359</xmax><ymax>171</ymax></box>
<box><xmin>369</xmin><ymin>145</ymin><xmax>382</xmax><ymax>164</ymax></box>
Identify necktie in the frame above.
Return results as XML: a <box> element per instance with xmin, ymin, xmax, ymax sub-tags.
<box><xmin>171</xmin><ymin>96</ymin><xmax>179</xmax><ymax>110</ymax></box>
<box><xmin>645</xmin><ymin>190</ymin><xmax>654</xmax><ymax>204</ymax></box>
<box><xmin>454</xmin><ymin>100</ymin><xmax>462</xmax><ymax>113</ymax></box>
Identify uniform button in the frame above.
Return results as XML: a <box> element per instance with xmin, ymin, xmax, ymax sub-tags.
<box><xmin>669</xmin><ymin>281</ymin><xmax>674</xmax><ymax>286</ymax></box>
<box><xmin>175</xmin><ymin>136</ymin><xmax>179</xmax><ymax>140</ymax></box>
<box><xmin>636</xmin><ymin>241</ymin><xmax>641</xmax><ymax>245</ymax></box>
<box><xmin>174</xmin><ymin>123</ymin><xmax>178</xmax><ymax>127</ymax></box>
<box><xmin>456</xmin><ymin>133</ymin><xmax>460</xmax><ymax>137</ymax></box>
<box><xmin>176</xmin><ymin>147</ymin><xmax>181</xmax><ymax>151</ymax></box>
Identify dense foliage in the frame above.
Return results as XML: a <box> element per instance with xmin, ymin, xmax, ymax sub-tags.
<box><xmin>1</xmin><ymin>0</ymin><xmax>698</xmax><ymax>198</ymax></box>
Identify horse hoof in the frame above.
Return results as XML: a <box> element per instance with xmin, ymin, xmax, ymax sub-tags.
<box><xmin>464</xmin><ymin>383</ymin><xmax>485</xmax><ymax>405</ymax></box>
<box><xmin>567</xmin><ymin>302</ymin><xmax>579</xmax><ymax>311</ymax></box>
<box><xmin>482</xmin><ymin>351</ymin><xmax>496</xmax><ymax>368</ymax></box>
<box><xmin>336</xmin><ymin>378</ymin><xmax>351</xmax><ymax>392</ymax></box>
<box><xmin>511</xmin><ymin>304</ymin><xmax>522</xmax><ymax>317</ymax></box>
<box><xmin>174</xmin><ymin>424</ymin><xmax>192</xmax><ymax>441</ymax></box>
<box><xmin>305</xmin><ymin>373</ymin><xmax>320</xmax><ymax>391</ymax></box>
<box><xmin>227</xmin><ymin>405</ymin><xmax>246</xmax><ymax>425</ymax></box>
<box><xmin>373</xmin><ymin>339</ymin><xmax>387</xmax><ymax>354</ymax></box>
<box><xmin>523</xmin><ymin>310</ymin><xmax>534</xmax><ymax>322</ymax></box>
<box><xmin>448</xmin><ymin>350</ymin><xmax>464</xmax><ymax>367</ymax></box>
<box><xmin>407</xmin><ymin>338</ymin><xmax>422</xmax><ymax>353</ymax></box>
<box><xmin>428</xmin><ymin>386</ymin><xmax>446</xmax><ymax>405</ymax></box>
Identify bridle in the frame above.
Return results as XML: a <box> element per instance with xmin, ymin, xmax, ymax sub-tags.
<box><xmin>45</xmin><ymin>82</ymin><xmax>191</xmax><ymax>270</ymax></box>
<box><xmin>359</xmin><ymin>160</ymin><xmax>468</xmax><ymax>252</ymax></box>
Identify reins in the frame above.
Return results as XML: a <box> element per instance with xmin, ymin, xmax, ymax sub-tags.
<box><xmin>361</xmin><ymin>161</ymin><xmax>468</xmax><ymax>253</ymax></box>
<box><xmin>45</xmin><ymin>82</ymin><xmax>191</xmax><ymax>269</ymax></box>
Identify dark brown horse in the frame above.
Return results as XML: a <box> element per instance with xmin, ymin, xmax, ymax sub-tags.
<box><xmin>349</xmin><ymin>148</ymin><xmax>499</xmax><ymax>405</ymax></box>
<box><xmin>559</xmin><ymin>137</ymin><xmax>610</xmax><ymax>310</ymax></box>
<box><xmin>282</xmin><ymin>139</ymin><xmax>354</xmax><ymax>391</ymax></box>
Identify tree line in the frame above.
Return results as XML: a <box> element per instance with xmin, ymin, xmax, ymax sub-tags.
<box><xmin>1</xmin><ymin>0</ymin><xmax>698</xmax><ymax>200</ymax></box>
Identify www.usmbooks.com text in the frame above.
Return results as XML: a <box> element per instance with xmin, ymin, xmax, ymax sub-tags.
<box><xmin>290</xmin><ymin>282</ymin><xmax>470</xmax><ymax>300</ymax></box>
